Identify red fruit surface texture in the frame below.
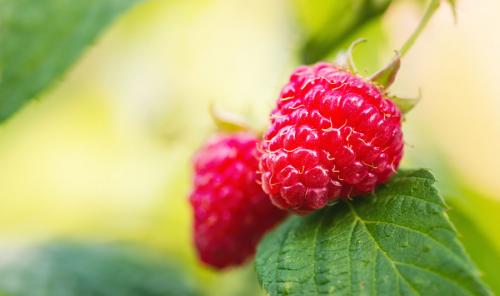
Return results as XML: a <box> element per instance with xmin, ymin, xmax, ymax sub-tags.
<box><xmin>190</xmin><ymin>133</ymin><xmax>288</xmax><ymax>269</ymax></box>
<box><xmin>260</xmin><ymin>63</ymin><xmax>404</xmax><ymax>214</ymax></box>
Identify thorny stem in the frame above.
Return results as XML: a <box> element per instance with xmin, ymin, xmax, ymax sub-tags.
<box><xmin>399</xmin><ymin>0</ymin><xmax>440</xmax><ymax>58</ymax></box>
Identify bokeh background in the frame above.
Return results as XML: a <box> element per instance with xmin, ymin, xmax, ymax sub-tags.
<box><xmin>0</xmin><ymin>0</ymin><xmax>499</xmax><ymax>295</ymax></box>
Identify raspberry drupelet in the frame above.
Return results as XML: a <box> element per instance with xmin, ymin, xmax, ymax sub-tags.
<box><xmin>190</xmin><ymin>133</ymin><xmax>287</xmax><ymax>269</ymax></box>
<box><xmin>259</xmin><ymin>63</ymin><xmax>404</xmax><ymax>215</ymax></box>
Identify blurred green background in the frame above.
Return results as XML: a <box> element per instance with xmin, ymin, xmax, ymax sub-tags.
<box><xmin>0</xmin><ymin>0</ymin><xmax>499</xmax><ymax>295</ymax></box>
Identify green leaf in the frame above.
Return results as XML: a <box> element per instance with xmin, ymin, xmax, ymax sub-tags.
<box><xmin>0</xmin><ymin>0</ymin><xmax>142</xmax><ymax>122</ymax></box>
<box><xmin>294</xmin><ymin>0</ymin><xmax>392</xmax><ymax>64</ymax></box>
<box><xmin>0</xmin><ymin>241</ymin><xmax>199</xmax><ymax>296</ymax></box>
<box><xmin>404</xmin><ymin>144</ymin><xmax>500</xmax><ymax>294</ymax></box>
<box><xmin>256</xmin><ymin>169</ymin><xmax>491</xmax><ymax>296</ymax></box>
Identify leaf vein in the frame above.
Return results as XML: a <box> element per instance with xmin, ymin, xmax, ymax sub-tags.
<box><xmin>394</xmin><ymin>261</ymin><xmax>475</xmax><ymax>296</ymax></box>
<box><xmin>362</xmin><ymin>220</ymin><xmax>466</xmax><ymax>263</ymax></box>
<box><xmin>348</xmin><ymin>218</ymin><xmax>356</xmax><ymax>296</ymax></box>
<box><xmin>275</xmin><ymin>219</ymin><xmax>297</xmax><ymax>295</ymax></box>
<box><xmin>312</xmin><ymin>211</ymin><xmax>328</xmax><ymax>295</ymax></box>
<box><xmin>390</xmin><ymin>193</ymin><xmax>443</xmax><ymax>207</ymax></box>
<box><xmin>347</xmin><ymin>202</ymin><xmax>421</xmax><ymax>296</ymax></box>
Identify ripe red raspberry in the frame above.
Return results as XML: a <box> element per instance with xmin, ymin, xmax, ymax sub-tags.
<box><xmin>190</xmin><ymin>133</ymin><xmax>288</xmax><ymax>269</ymax></box>
<box><xmin>259</xmin><ymin>63</ymin><xmax>404</xmax><ymax>214</ymax></box>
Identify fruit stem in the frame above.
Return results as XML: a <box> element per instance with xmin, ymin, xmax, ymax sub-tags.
<box><xmin>399</xmin><ymin>0</ymin><xmax>440</xmax><ymax>57</ymax></box>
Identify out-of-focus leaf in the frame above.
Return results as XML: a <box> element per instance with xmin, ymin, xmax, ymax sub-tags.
<box><xmin>293</xmin><ymin>0</ymin><xmax>393</xmax><ymax>64</ymax></box>
<box><xmin>445</xmin><ymin>182</ymin><xmax>500</xmax><ymax>295</ymax></box>
<box><xmin>256</xmin><ymin>169</ymin><xmax>491</xmax><ymax>296</ymax></box>
<box><xmin>448</xmin><ymin>200</ymin><xmax>500</xmax><ymax>294</ymax></box>
<box><xmin>448</xmin><ymin>188</ymin><xmax>500</xmax><ymax>251</ymax></box>
<box><xmin>405</xmin><ymin>145</ymin><xmax>500</xmax><ymax>294</ymax></box>
<box><xmin>0</xmin><ymin>0</ymin><xmax>142</xmax><ymax>122</ymax></box>
<box><xmin>0</xmin><ymin>241</ymin><xmax>199</xmax><ymax>296</ymax></box>
<box><xmin>447</xmin><ymin>0</ymin><xmax>457</xmax><ymax>20</ymax></box>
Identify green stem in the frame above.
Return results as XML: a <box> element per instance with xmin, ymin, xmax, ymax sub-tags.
<box><xmin>399</xmin><ymin>0</ymin><xmax>440</xmax><ymax>57</ymax></box>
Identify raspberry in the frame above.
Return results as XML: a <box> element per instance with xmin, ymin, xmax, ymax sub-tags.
<box><xmin>190</xmin><ymin>133</ymin><xmax>288</xmax><ymax>269</ymax></box>
<box><xmin>259</xmin><ymin>63</ymin><xmax>404</xmax><ymax>214</ymax></box>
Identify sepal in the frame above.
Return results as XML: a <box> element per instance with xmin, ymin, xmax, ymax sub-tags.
<box><xmin>369</xmin><ymin>51</ymin><xmax>401</xmax><ymax>89</ymax></box>
<box><xmin>389</xmin><ymin>88</ymin><xmax>421</xmax><ymax>114</ymax></box>
<box><xmin>209</xmin><ymin>103</ymin><xmax>249</xmax><ymax>132</ymax></box>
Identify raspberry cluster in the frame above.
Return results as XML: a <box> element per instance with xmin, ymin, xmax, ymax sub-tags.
<box><xmin>190</xmin><ymin>133</ymin><xmax>287</xmax><ymax>269</ymax></box>
<box><xmin>190</xmin><ymin>62</ymin><xmax>405</xmax><ymax>268</ymax></box>
<box><xmin>259</xmin><ymin>63</ymin><xmax>403</xmax><ymax>214</ymax></box>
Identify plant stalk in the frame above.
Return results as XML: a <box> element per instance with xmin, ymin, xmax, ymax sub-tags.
<box><xmin>399</xmin><ymin>0</ymin><xmax>440</xmax><ymax>57</ymax></box>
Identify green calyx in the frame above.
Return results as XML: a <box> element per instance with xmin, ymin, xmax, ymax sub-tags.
<box><xmin>369</xmin><ymin>51</ymin><xmax>401</xmax><ymax>89</ymax></box>
<box><xmin>341</xmin><ymin>0</ymin><xmax>457</xmax><ymax>115</ymax></box>
<box><xmin>209</xmin><ymin>103</ymin><xmax>250</xmax><ymax>133</ymax></box>
<box><xmin>343</xmin><ymin>38</ymin><xmax>416</xmax><ymax>115</ymax></box>
<box><xmin>389</xmin><ymin>90</ymin><xmax>421</xmax><ymax>115</ymax></box>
